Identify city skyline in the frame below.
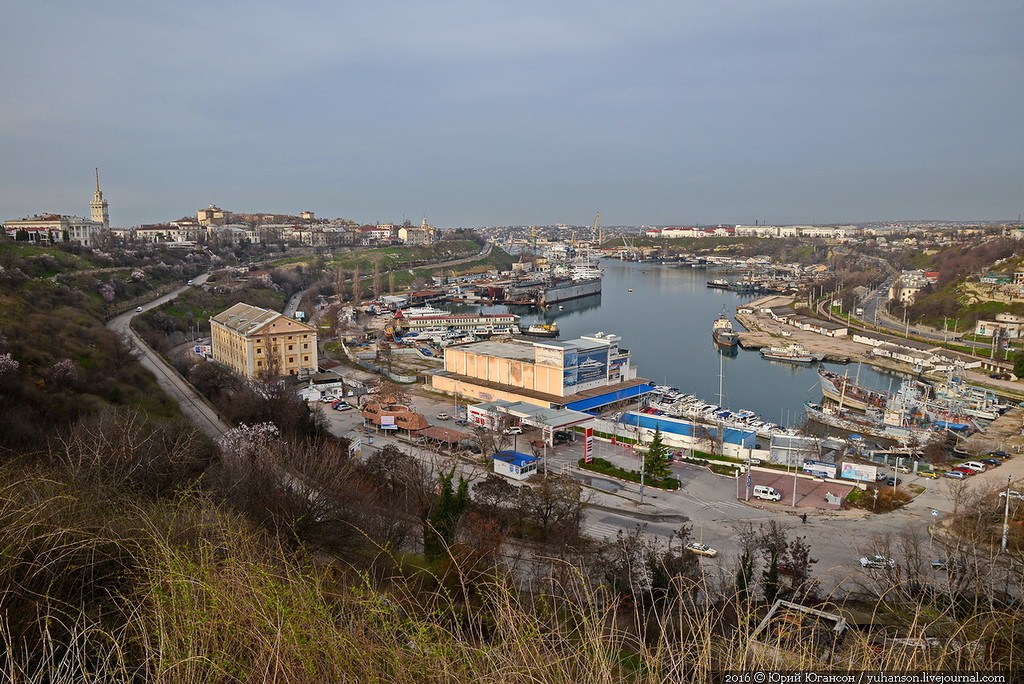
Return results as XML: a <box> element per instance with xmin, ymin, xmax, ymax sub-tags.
<box><xmin>2</xmin><ymin>1</ymin><xmax>1021</xmax><ymax>229</ymax></box>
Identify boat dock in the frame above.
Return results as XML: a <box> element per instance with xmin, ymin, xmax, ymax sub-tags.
<box><xmin>736</xmin><ymin>330</ymin><xmax>851</xmax><ymax>363</ymax></box>
<box><xmin>951</xmin><ymin>404</ymin><xmax>1024</xmax><ymax>456</ymax></box>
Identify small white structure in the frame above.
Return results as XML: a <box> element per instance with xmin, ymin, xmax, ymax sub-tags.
<box><xmin>491</xmin><ymin>451</ymin><xmax>539</xmax><ymax>481</ymax></box>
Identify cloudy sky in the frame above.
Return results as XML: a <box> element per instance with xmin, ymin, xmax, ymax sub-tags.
<box><xmin>2</xmin><ymin>1</ymin><xmax>1021</xmax><ymax>228</ymax></box>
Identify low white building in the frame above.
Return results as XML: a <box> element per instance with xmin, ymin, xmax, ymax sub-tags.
<box><xmin>491</xmin><ymin>450</ymin><xmax>539</xmax><ymax>481</ymax></box>
<box><xmin>3</xmin><ymin>214</ymin><xmax>105</xmax><ymax>246</ymax></box>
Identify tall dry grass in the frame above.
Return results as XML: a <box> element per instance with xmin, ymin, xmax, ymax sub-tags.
<box><xmin>0</xmin><ymin>467</ymin><xmax>1017</xmax><ymax>681</ymax></box>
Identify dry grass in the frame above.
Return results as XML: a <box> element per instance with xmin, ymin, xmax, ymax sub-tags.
<box><xmin>0</xmin><ymin>467</ymin><xmax>1018</xmax><ymax>682</ymax></box>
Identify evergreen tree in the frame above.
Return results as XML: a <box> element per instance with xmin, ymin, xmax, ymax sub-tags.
<box><xmin>735</xmin><ymin>549</ymin><xmax>755</xmax><ymax>602</ymax></box>
<box><xmin>762</xmin><ymin>554</ymin><xmax>781</xmax><ymax>604</ymax></box>
<box><xmin>643</xmin><ymin>426</ymin><xmax>671</xmax><ymax>481</ymax></box>
<box><xmin>425</xmin><ymin>468</ymin><xmax>469</xmax><ymax>559</ymax></box>
<box><xmin>1014</xmin><ymin>350</ymin><xmax>1024</xmax><ymax>378</ymax></box>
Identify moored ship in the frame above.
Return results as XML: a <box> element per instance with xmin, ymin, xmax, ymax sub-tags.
<box><xmin>818</xmin><ymin>368</ymin><xmax>888</xmax><ymax>412</ymax></box>
<box><xmin>521</xmin><ymin>322</ymin><xmax>559</xmax><ymax>338</ymax></box>
<box><xmin>711</xmin><ymin>311</ymin><xmax>740</xmax><ymax>347</ymax></box>
<box><xmin>760</xmin><ymin>342</ymin><xmax>820</xmax><ymax>364</ymax></box>
<box><xmin>540</xmin><ymin>276</ymin><xmax>602</xmax><ymax>306</ymax></box>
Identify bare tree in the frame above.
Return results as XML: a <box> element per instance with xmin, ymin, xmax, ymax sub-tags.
<box><xmin>351</xmin><ymin>265</ymin><xmax>362</xmax><ymax>304</ymax></box>
<box><xmin>54</xmin><ymin>407</ymin><xmax>212</xmax><ymax>499</ymax></box>
<box><xmin>332</xmin><ymin>265</ymin><xmax>347</xmax><ymax>301</ymax></box>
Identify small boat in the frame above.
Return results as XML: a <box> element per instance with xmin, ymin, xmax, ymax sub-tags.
<box><xmin>712</xmin><ymin>310</ymin><xmax>739</xmax><ymax>347</ymax></box>
<box><xmin>521</xmin><ymin>322</ymin><xmax>559</xmax><ymax>338</ymax></box>
<box><xmin>760</xmin><ymin>342</ymin><xmax>819</xmax><ymax>364</ymax></box>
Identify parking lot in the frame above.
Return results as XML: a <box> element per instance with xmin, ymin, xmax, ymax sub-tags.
<box><xmin>741</xmin><ymin>470</ymin><xmax>855</xmax><ymax>510</ymax></box>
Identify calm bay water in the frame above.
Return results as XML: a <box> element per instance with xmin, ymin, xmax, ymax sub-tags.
<box><xmin>455</xmin><ymin>260</ymin><xmax>904</xmax><ymax>428</ymax></box>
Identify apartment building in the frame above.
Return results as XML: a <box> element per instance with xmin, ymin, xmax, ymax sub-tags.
<box><xmin>210</xmin><ymin>303</ymin><xmax>318</xmax><ymax>379</ymax></box>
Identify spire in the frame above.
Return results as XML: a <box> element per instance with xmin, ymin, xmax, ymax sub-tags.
<box><xmin>90</xmin><ymin>167</ymin><xmax>109</xmax><ymax>229</ymax></box>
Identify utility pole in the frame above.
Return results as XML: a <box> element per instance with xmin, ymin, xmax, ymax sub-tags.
<box><xmin>1002</xmin><ymin>476</ymin><xmax>1012</xmax><ymax>553</ymax></box>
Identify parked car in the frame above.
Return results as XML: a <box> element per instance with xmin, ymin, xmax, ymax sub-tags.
<box><xmin>875</xmin><ymin>472</ymin><xmax>889</xmax><ymax>482</ymax></box>
<box><xmin>951</xmin><ymin>467</ymin><xmax>975</xmax><ymax>477</ymax></box>
<box><xmin>886</xmin><ymin>477</ymin><xmax>903</xmax><ymax>487</ymax></box>
<box><xmin>135</xmin><ymin>306</ymin><xmax>143</xmax><ymax>313</ymax></box>
<box><xmin>894</xmin><ymin>465</ymin><xmax>911</xmax><ymax>474</ymax></box>
<box><xmin>958</xmin><ymin>461</ymin><xmax>987</xmax><ymax>473</ymax></box>
<box><xmin>931</xmin><ymin>558</ymin><xmax>964</xmax><ymax>570</ymax></box>
<box><xmin>860</xmin><ymin>555</ymin><xmax>896</xmax><ymax>569</ymax></box>
<box><xmin>944</xmin><ymin>470</ymin><xmax>967</xmax><ymax>480</ymax></box>
<box><xmin>334</xmin><ymin>403</ymin><xmax>352</xmax><ymax>411</ymax></box>
<box><xmin>919</xmin><ymin>470</ymin><xmax>939</xmax><ymax>479</ymax></box>
<box><xmin>435</xmin><ymin>413</ymin><xmax>450</xmax><ymax>421</ymax></box>
<box><xmin>980</xmin><ymin>458</ymin><xmax>1002</xmax><ymax>468</ymax></box>
<box><xmin>503</xmin><ymin>425</ymin><xmax>523</xmax><ymax>435</ymax></box>
<box><xmin>553</xmin><ymin>430</ymin><xmax>572</xmax><ymax>443</ymax></box>
<box><xmin>988</xmin><ymin>450</ymin><xmax>1011</xmax><ymax>459</ymax></box>
<box><xmin>454</xmin><ymin>418</ymin><xmax>468</xmax><ymax>426</ymax></box>
<box><xmin>685</xmin><ymin>542</ymin><xmax>718</xmax><ymax>558</ymax></box>
<box><xmin>999</xmin><ymin>490</ymin><xmax>1024</xmax><ymax>500</ymax></box>
<box><xmin>753</xmin><ymin>485</ymin><xmax>782</xmax><ymax>501</ymax></box>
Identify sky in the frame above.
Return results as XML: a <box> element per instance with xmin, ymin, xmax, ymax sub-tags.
<box><xmin>1</xmin><ymin>1</ymin><xmax>1022</xmax><ymax>228</ymax></box>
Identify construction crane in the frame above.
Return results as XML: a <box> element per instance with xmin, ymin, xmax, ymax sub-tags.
<box><xmin>591</xmin><ymin>211</ymin><xmax>601</xmax><ymax>246</ymax></box>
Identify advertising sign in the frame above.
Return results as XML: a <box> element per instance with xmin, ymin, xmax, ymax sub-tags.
<box><xmin>563</xmin><ymin>366</ymin><xmax>578</xmax><ymax>388</ymax></box>
<box><xmin>563</xmin><ymin>349</ymin><xmax>578</xmax><ymax>369</ymax></box>
<box><xmin>380</xmin><ymin>415</ymin><xmax>398</xmax><ymax>431</ymax></box>
<box><xmin>802</xmin><ymin>459</ymin><xmax>837</xmax><ymax>479</ymax></box>
<box><xmin>576</xmin><ymin>348</ymin><xmax>609</xmax><ymax>384</ymax></box>
<box><xmin>840</xmin><ymin>462</ymin><xmax>877</xmax><ymax>482</ymax></box>
<box><xmin>534</xmin><ymin>346</ymin><xmax>564</xmax><ymax>368</ymax></box>
<box><xmin>348</xmin><ymin>439</ymin><xmax>362</xmax><ymax>459</ymax></box>
<box><xmin>583</xmin><ymin>427</ymin><xmax>594</xmax><ymax>464</ymax></box>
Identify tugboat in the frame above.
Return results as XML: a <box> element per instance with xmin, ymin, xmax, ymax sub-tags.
<box><xmin>522</xmin><ymin>322</ymin><xmax>559</xmax><ymax>338</ymax></box>
<box><xmin>712</xmin><ymin>311</ymin><xmax>740</xmax><ymax>347</ymax></box>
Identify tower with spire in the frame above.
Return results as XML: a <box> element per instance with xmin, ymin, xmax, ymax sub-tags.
<box><xmin>90</xmin><ymin>168</ymin><xmax>109</xmax><ymax>229</ymax></box>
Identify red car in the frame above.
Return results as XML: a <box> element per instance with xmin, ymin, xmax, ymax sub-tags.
<box><xmin>951</xmin><ymin>467</ymin><xmax>975</xmax><ymax>477</ymax></box>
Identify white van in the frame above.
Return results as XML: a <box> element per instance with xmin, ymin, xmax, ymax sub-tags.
<box><xmin>959</xmin><ymin>461</ymin><xmax>987</xmax><ymax>473</ymax></box>
<box><xmin>753</xmin><ymin>485</ymin><xmax>782</xmax><ymax>502</ymax></box>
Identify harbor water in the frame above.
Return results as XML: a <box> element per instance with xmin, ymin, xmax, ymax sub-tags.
<box><xmin>455</xmin><ymin>260</ymin><xmax>905</xmax><ymax>429</ymax></box>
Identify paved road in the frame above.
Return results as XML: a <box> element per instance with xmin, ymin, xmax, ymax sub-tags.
<box><xmin>106</xmin><ymin>273</ymin><xmax>229</xmax><ymax>440</ymax></box>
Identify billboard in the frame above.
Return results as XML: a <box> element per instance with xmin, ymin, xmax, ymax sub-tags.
<box><xmin>840</xmin><ymin>462</ymin><xmax>877</xmax><ymax>482</ymax></box>
<box><xmin>563</xmin><ymin>366</ymin><xmax>578</xmax><ymax>388</ymax></box>
<box><xmin>576</xmin><ymin>348</ymin><xmax>609</xmax><ymax>384</ymax></box>
<box><xmin>802</xmin><ymin>459</ymin><xmax>837</xmax><ymax>479</ymax></box>
<box><xmin>583</xmin><ymin>427</ymin><xmax>594</xmax><ymax>464</ymax></box>
<box><xmin>534</xmin><ymin>346</ymin><xmax>564</xmax><ymax>368</ymax></box>
<box><xmin>380</xmin><ymin>415</ymin><xmax>398</xmax><ymax>431</ymax></box>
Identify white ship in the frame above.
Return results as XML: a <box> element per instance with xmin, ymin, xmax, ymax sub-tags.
<box><xmin>760</xmin><ymin>342</ymin><xmax>820</xmax><ymax>364</ymax></box>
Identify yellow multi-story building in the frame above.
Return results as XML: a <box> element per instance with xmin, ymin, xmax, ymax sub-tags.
<box><xmin>210</xmin><ymin>303</ymin><xmax>318</xmax><ymax>379</ymax></box>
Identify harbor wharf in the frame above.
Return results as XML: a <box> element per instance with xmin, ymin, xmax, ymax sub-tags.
<box><xmin>734</xmin><ymin>297</ymin><xmax>1024</xmax><ymax>431</ymax></box>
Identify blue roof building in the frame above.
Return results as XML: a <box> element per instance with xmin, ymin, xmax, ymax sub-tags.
<box><xmin>491</xmin><ymin>450</ymin><xmax>540</xmax><ymax>481</ymax></box>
